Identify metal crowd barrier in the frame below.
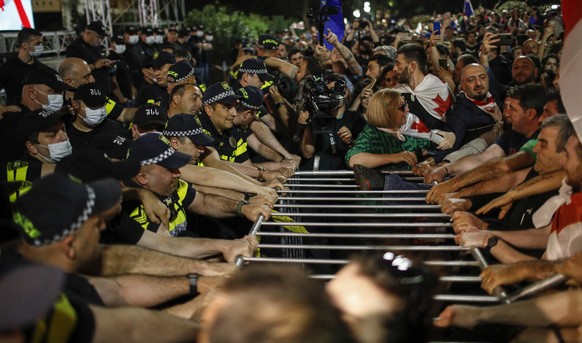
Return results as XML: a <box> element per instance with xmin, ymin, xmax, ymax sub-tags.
<box><xmin>237</xmin><ymin>170</ymin><xmax>567</xmax><ymax>342</ymax></box>
<box><xmin>0</xmin><ymin>31</ymin><xmax>76</xmax><ymax>56</ymax></box>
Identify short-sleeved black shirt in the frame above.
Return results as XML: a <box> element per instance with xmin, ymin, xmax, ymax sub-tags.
<box><xmin>0</xmin><ymin>57</ymin><xmax>44</xmax><ymax>105</ymax></box>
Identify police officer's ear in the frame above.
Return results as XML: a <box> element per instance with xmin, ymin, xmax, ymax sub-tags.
<box><xmin>135</xmin><ymin>169</ymin><xmax>149</xmax><ymax>186</ymax></box>
<box><xmin>168</xmin><ymin>137</ymin><xmax>180</xmax><ymax>149</ymax></box>
<box><xmin>62</xmin><ymin>234</ymin><xmax>76</xmax><ymax>259</ymax></box>
<box><xmin>203</xmin><ymin>103</ymin><xmax>213</xmax><ymax>116</ymax></box>
<box><xmin>24</xmin><ymin>85</ymin><xmax>38</xmax><ymax>101</ymax></box>
<box><xmin>25</xmin><ymin>140</ymin><xmax>39</xmax><ymax>156</ymax></box>
<box><xmin>171</xmin><ymin>93</ymin><xmax>181</xmax><ymax>105</ymax></box>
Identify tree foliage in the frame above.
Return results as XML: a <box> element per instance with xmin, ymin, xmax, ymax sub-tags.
<box><xmin>184</xmin><ymin>5</ymin><xmax>293</xmax><ymax>63</ymax></box>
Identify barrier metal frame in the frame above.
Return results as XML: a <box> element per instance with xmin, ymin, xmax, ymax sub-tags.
<box><xmin>238</xmin><ymin>170</ymin><xmax>567</xmax><ymax>341</ymax></box>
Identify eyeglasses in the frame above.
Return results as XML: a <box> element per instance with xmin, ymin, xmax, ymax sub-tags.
<box><xmin>398</xmin><ymin>99</ymin><xmax>408</xmax><ymax>112</ymax></box>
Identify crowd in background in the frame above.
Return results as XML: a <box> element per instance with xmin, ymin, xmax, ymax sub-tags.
<box><xmin>1</xmin><ymin>2</ymin><xmax>582</xmax><ymax>343</ymax></box>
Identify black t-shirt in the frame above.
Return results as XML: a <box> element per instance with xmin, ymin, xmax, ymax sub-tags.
<box><xmin>66</xmin><ymin>119</ymin><xmax>126</xmax><ymax>150</ymax></box>
<box><xmin>66</xmin><ymin>38</ymin><xmax>111</xmax><ymax>96</ymax></box>
<box><xmin>0</xmin><ymin>103</ymin><xmax>31</xmax><ymax>162</ymax></box>
<box><xmin>135</xmin><ymin>83</ymin><xmax>170</xmax><ymax>110</ymax></box>
<box><xmin>108</xmin><ymin>50</ymin><xmax>133</xmax><ymax>101</ymax></box>
<box><xmin>489</xmin><ymin>168</ymin><xmax>559</xmax><ymax>230</ymax></box>
<box><xmin>0</xmin><ymin>57</ymin><xmax>44</xmax><ymax>105</ymax></box>
<box><xmin>494</xmin><ymin>127</ymin><xmax>529</xmax><ymax>156</ymax></box>
<box><xmin>100</xmin><ymin>212</ymin><xmax>145</xmax><ymax>245</ymax></box>
<box><xmin>64</xmin><ymin>273</ymin><xmax>105</xmax><ymax>306</ymax></box>
<box><xmin>301</xmin><ymin>109</ymin><xmax>366</xmax><ymax>171</ymax></box>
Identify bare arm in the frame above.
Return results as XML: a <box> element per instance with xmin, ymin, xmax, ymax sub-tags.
<box><xmin>249</xmin><ymin>119</ymin><xmax>295</xmax><ymax>160</ymax></box>
<box><xmin>179</xmin><ymin>163</ymin><xmax>276</xmax><ymax>198</ymax></box>
<box><xmin>427</xmin><ymin>149</ymin><xmax>533</xmax><ymax>204</ymax></box>
<box><xmin>87</xmin><ymin>274</ymin><xmax>190</xmax><ymax>307</ymax></box>
<box><xmin>136</xmin><ymin>230</ymin><xmax>258</xmax><ymax>262</ymax></box>
<box><xmin>490</xmin><ymin>225</ymin><xmax>551</xmax><ymax>251</ymax></box>
<box><xmin>488</xmin><ymin>239</ymin><xmax>540</xmax><ymax>264</ymax></box>
<box><xmin>246</xmin><ymin>133</ymin><xmax>285</xmax><ymax>163</ymax></box>
<box><xmin>455</xmin><ymin>167</ymin><xmax>531</xmax><ymax>198</ymax></box>
<box><xmin>90</xmin><ymin>305</ymin><xmax>199</xmax><ymax>343</ymax></box>
<box><xmin>435</xmin><ymin>290</ymin><xmax>582</xmax><ymax>329</ymax></box>
<box><xmin>476</xmin><ymin>170</ymin><xmax>565</xmax><ymax>216</ymax></box>
<box><xmin>84</xmin><ymin>244</ymin><xmax>236</xmax><ymax>277</ymax></box>
<box><xmin>264</xmin><ymin>57</ymin><xmax>298</xmax><ymax>80</ymax></box>
<box><xmin>326</xmin><ymin>29</ymin><xmax>362</xmax><ymax>76</ymax></box>
<box><xmin>348</xmin><ymin>151</ymin><xmax>417</xmax><ymax>169</ymax></box>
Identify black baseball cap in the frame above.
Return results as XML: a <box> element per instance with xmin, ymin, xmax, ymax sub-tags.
<box><xmin>12</xmin><ymin>172</ymin><xmax>121</xmax><ymax>246</ymax></box>
<box><xmin>163</xmin><ymin>114</ymin><xmax>215</xmax><ymax>146</ymax></box>
<box><xmin>56</xmin><ymin>147</ymin><xmax>141</xmax><ymax>182</ymax></box>
<box><xmin>88</xmin><ymin>132</ymin><xmax>132</xmax><ymax>160</ymax></box>
<box><xmin>152</xmin><ymin>51</ymin><xmax>176</xmax><ymax>70</ymax></box>
<box><xmin>23</xmin><ymin>66</ymin><xmax>75</xmax><ymax>92</ymax></box>
<box><xmin>86</xmin><ymin>21</ymin><xmax>108</xmax><ymax>37</ymax></box>
<box><xmin>258</xmin><ymin>34</ymin><xmax>279</xmax><ymax>50</ymax></box>
<box><xmin>238</xmin><ymin>58</ymin><xmax>274</xmax><ymax>82</ymax></box>
<box><xmin>237</xmin><ymin>86</ymin><xmax>268</xmax><ymax>116</ymax></box>
<box><xmin>202</xmin><ymin>82</ymin><xmax>242</xmax><ymax>106</ymax></box>
<box><xmin>74</xmin><ymin>83</ymin><xmax>107</xmax><ymax>108</ymax></box>
<box><xmin>17</xmin><ymin>108</ymin><xmax>70</xmax><ymax>141</ymax></box>
<box><xmin>128</xmin><ymin>133</ymin><xmax>192</xmax><ymax>169</ymax></box>
<box><xmin>133</xmin><ymin>104</ymin><xmax>168</xmax><ymax>127</ymax></box>
<box><xmin>167</xmin><ymin>60</ymin><xmax>195</xmax><ymax>83</ymax></box>
<box><xmin>125</xmin><ymin>25</ymin><xmax>138</xmax><ymax>34</ymax></box>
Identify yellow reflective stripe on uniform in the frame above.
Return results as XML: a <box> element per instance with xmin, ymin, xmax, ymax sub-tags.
<box><xmin>261</xmin><ymin>81</ymin><xmax>273</xmax><ymax>90</ymax></box>
<box><xmin>6</xmin><ymin>162</ymin><xmax>29</xmax><ymax>182</ymax></box>
<box><xmin>9</xmin><ymin>181</ymin><xmax>33</xmax><ymax>203</ymax></box>
<box><xmin>31</xmin><ymin>293</ymin><xmax>77</xmax><ymax>343</ymax></box>
<box><xmin>271</xmin><ymin>210</ymin><xmax>309</xmax><ymax>233</ymax></box>
<box><xmin>199</xmin><ymin>84</ymin><xmax>207</xmax><ymax>92</ymax></box>
<box><xmin>219</xmin><ymin>138</ymin><xmax>247</xmax><ymax>162</ymax></box>
<box><xmin>105</xmin><ymin>97</ymin><xmax>116</xmax><ymax>116</ymax></box>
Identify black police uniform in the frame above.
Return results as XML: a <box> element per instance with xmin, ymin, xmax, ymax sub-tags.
<box><xmin>66</xmin><ymin>38</ymin><xmax>112</xmax><ymax>96</ymax></box>
<box><xmin>0</xmin><ymin>57</ymin><xmax>44</xmax><ymax>105</ymax></box>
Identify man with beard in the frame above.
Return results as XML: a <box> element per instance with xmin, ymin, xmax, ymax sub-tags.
<box><xmin>392</xmin><ymin>44</ymin><xmax>456</xmax><ymax>151</ymax></box>
<box><xmin>510</xmin><ymin>55</ymin><xmax>539</xmax><ymax>86</ymax></box>
<box><xmin>168</xmin><ymin>83</ymin><xmax>203</xmax><ymax>117</ymax></box>
<box><xmin>446</xmin><ymin>64</ymin><xmax>503</xmax><ymax>152</ymax></box>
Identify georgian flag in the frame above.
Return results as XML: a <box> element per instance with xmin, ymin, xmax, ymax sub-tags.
<box><xmin>560</xmin><ymin>0</ymin><xmax>582</xmax><ymax>139</ymax></box>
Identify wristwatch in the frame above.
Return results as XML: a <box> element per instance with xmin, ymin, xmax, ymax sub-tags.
<box><xmin>188</xmin><ymin>274</ymin><xmax>199</xmax><ymax>296</ymax></box>
<box><xmin>484</xmin><ymin>236</ymin><xmax>498</xmax><ymax>253</ymax></box>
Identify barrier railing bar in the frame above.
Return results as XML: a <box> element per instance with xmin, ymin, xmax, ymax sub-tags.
<box><xmin>506</xmin><ymin>274</ymin><xmax>568</xmax><ymax>302</ymax></box>
<box><xmin>257</xmin><ymin>244</ymin><xmax>467</xmax><ymax>251</ymax></box>
<box><xmin>257</xmin><ymin>232</ymin><xmax>455</xmax><ymax>239</ymax></box>
<box><xmin>275</xmin><ymin>204</ymin><xmax>441</xmax><ymax>209</ymax></box>
<box><xmin>277</xmin><ymin>189</ymin><xmax>429</xmax><ymax>194</ymax></box>
<box><xmin>285</xmin><ymin>178</ymin><xmax>355</xmax><ymax>182</ymax></box>
<box><xmin>293</xmin><ymin>170</ymin><xmax>414</xmax><ymax>176</ymax></box>
<box><xmin>261</xmin><ymin>222</ymin><xmax>451</xmax><ymax>227</ymax></box>
<box><xmin>310</xmin><ymin>275</ymin><xmax>482</xmax><ymax>283</ymax></box>
<box><xmin>469</xmin><ymin>248</ymin><xmax>510</xmax><ymax>303</ymax></box>
<box><xmin>240</xmin><ymin>257</ymin><xmax>480</xmax><ymax>267</ymax></box>
<box><xmin>433</xmin><ymin>295</ymin><xmax>499</xmax><ymax>303</ymax></box>
<box><xmin>270</xmin><ymin>212</ymin><xmax>449</xmax><ymax>218</ymax></box>
<box><xmin>280</xmin><ymin>196</ymin><xmax>428</xmax><ymax>201</ymax></box>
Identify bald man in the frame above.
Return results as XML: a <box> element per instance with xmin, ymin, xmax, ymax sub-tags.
<box><xmin>58</xmin><ymin>57</ymin><xmax>136</xmax><ymax>123</ymax></box>
<box><xmin>445</xmin><ymin>63</ymin><xmax>504</xmax><ymax>153</ymax></box>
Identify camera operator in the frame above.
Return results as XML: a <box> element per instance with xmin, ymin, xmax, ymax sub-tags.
<box><xmin>297</xmin><ymin>73</ymin><xmax>366</xmax><ymax>170</ymax></box>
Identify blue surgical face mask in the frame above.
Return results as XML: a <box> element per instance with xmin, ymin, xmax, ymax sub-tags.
<box><xmin>29</xmin><ymin>44</ymin><xmax>44</xmax><ymax>57</ymax></box>
<box><xmin>114</xmin><ymin>44</ymin><xmax>126</xmax><ymax>54</ymax></box>
<box><xmin>81</xmin><ymin>106</ymin><xmax>107</xmax><ymax>126</ymax></box>
<box><xmin>146</xmin><ymin>36</ymin><xmax>155</xmax><ymax>45</ymax></box>
<box><xmin>37</xmin><ymin>139</ymin><xmax>73</xmax><ymax>163</ymax></box>
<box><xmin>34</xmin><ymin>88</ymin><xmax>63</xmax><ymax>113</ymax></box>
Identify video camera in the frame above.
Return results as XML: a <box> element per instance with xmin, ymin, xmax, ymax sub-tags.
<box><xmin>302</xmin><ymin>75</ymin><xmax>346</xmax><ymax>133</ymax></box>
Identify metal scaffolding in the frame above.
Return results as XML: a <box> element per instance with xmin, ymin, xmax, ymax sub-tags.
<box><xmin>84</xmin><ymin>0</ymin><xmax>113</xmax><ymax>47</ymax></box>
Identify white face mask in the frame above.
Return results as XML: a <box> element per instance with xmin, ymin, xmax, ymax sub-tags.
<box><xmin>114</xmin><ymin>44</ymin><xmax>126</xmax><ymax>54</ymax></box>
<box><xmin>34</xmin><ymin>88</ymin><xmax>63</xmax><ymax>113</ymax></box>
<box><xmin>155</xmin><ymin>35</ymin><xmax>164</xmax><ymax>44</ymax></box>
<box><xmin>29</xmin><ymin>44</ymin><xmax>44</xmax><ymax>57</ymax></box>
<box><xmin>205</xmin><ymin>35</ymin><xmax>213</xmax><ymax>42</ymax></box>
<box><xmin>146</xmin><ymin>36</ymin><xmax>155</xmax><ymax>45</ymax></box>
<box><xmin>38</xmin><ymin>139</ymin><xmax>73</xmax><ymax>163</ymax></box>
<box><xmin>82</xmin><ymin>106</ymin><xmax>107</xmax><ymax>126</ymax></box>
<box><xmin>128</xmin><ymin>35</ymin><xmax>139</xmax><ymax>44</ymax></box>
<box><xmin>196</xmin><ymin>31</ymin><xmax>204</xmax><ymax>37</ymax></box>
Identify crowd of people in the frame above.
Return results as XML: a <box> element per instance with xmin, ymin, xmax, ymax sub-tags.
<box><xmin>0</xmin><ymin>2</ymin><xmax>581</xmax><ymax>342</ymax></box>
